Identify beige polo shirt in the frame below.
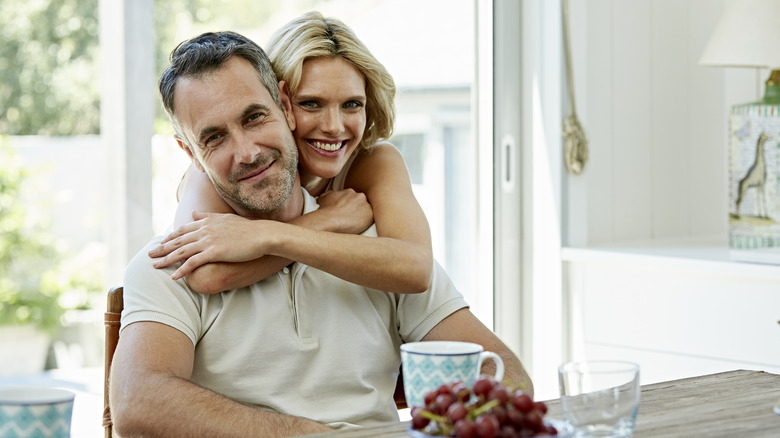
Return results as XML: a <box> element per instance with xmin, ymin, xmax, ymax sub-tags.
<box><xmin>122</xmin><ymin>189</ymin><xmax>468</xmax><ymax>428</ymax></box>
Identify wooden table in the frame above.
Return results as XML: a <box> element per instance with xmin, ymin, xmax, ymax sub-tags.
<box><xmin>302</xmin><ymin>370</ymin><xmax>780</xmax><ymax>437</ymax></box>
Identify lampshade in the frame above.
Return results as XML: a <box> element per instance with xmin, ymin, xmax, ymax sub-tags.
<box><xmin>699</xmin><ymin>0</ymin><xmax>780</xmax><ymax>69</ymax></box>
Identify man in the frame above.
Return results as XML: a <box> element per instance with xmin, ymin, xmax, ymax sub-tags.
<box><xmin>110</xmin><ymin>31</ymin><xmax>532</xmax><ymax>437</ymax></box>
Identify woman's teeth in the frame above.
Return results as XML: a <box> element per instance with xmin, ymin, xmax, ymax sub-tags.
<box><xmin>311</xmin><ymin>140</ymin><xmax>343</xmax><ymax>152</ymax></box>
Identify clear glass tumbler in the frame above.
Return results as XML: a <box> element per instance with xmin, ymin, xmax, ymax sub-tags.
<box><xmin>558</xmin><ymin>360</ymin><xmax>640</xmax><ymax>438</ymax></box>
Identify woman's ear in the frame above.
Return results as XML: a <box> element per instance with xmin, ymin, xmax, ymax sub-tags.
<box><xmin>175</xmin><ymin>134</ymin><xmax>205</xmax><ymax>172</ymax></box>
<box><xmin>278</xmin><ymin>80</ymin><xmax>296</xmax><ymax>132</ymax></box>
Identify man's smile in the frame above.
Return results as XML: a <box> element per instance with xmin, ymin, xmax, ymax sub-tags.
<box><xmin>235</xmin><ymin>160</ymin><xmax>274</xmax><ymax>183</ymax></box>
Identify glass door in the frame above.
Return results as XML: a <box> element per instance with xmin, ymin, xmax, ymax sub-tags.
<box><xmin>150</xmin><ymin>0</ymin><xmax>494</xmax><ymax>325</ymax></box>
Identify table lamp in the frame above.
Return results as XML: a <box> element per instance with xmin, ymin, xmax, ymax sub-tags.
<box><xmin>699</xmin><ymin>0</ymin><xmax>780</xmax><ymax>264</ymax></box>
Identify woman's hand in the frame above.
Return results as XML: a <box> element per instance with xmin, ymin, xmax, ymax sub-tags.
<box><xmin>149</xmin><ymin>211</ymin><xmax>278</xmax><ymax>280</ymax></box>
<box><xmin>316</xmin><ymin>189</ymin><xmax>374</xmax><ymax>234</ymax></box>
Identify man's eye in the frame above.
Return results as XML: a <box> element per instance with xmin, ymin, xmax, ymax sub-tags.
<box><xmin>247</xmin><ymin>113</ymin><xmax>264</xmax><ymax>123</ymax></box>
<box><xmin>204</xmin><ymin>133</ymin><xmax>225</xmax><ymax>147</ymax></box>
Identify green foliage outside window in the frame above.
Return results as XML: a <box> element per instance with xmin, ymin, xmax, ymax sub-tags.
<box><xmin>0</xmin><ymin>137</ymin><xmax>102</xmax><ymax>331</ymax></box>
<box><xmin>0</xmin><ymin>0</ymin><xmax>100</xmax><ymax>135</ymax></box>
<box><xmin>0</xmin><ymin>0</ymin><xmax>284</xmax><ymax>136</ymax></box>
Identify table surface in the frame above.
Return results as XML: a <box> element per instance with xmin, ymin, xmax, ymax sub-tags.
<box><xmin>301</xmin><ymin>369</ymin><xmax>780</xmax><ymax>437</ymax></box>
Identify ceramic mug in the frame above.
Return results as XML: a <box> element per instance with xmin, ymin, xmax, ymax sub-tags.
<box><xmin>0</xmin><ymin>386</ymin><xmax>75</xmax><ymax>438</ymax></box>
<box><xmin>401</xmin><ymin>341</ymin><xmax>504</xmax><ymax>408</ymax></box>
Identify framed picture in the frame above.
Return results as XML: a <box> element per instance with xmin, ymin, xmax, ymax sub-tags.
<box><xmin>728</xmin><ymin>103</ymin><xmax>780</xmax><ymax>263</ymax></box>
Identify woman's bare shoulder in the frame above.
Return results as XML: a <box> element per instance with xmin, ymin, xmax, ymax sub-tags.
<box><xmin>352</xmin><ymin>141</ymin><xmax>403</xmax><ymax>165</ymax></box>
<box><xmin>346</xmin><ymin>141</ymin><xmax>411</xmax><ymax>194</ymax></box>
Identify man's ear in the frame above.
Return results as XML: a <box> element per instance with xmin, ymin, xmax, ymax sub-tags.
<box><xmin>278</xmin><ymin>80</ymin><xmax>296</xmax><ymax>132</ymax></box>
<box><xmin>175</xmin><ymin>134</ymin><xmax>205</xmax><ymax>172</ymax></box>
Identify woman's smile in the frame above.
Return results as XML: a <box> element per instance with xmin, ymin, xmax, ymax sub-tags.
<box><xmin>307</xmin><ymin>139</ymin><xmax>348</xmax><ymax>153</ymax></box>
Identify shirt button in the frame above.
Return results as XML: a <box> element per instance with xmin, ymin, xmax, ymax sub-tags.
<box><xmin>282</xmin><ymin>267</ymin><xmax>290</xmax><ymax>274</ymax></box>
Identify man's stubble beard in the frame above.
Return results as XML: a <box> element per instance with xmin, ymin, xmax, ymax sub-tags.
<box><xmin>212</xmin><ymin>146</ymin><xmax>299</xmax><ymax>217</ymax></box>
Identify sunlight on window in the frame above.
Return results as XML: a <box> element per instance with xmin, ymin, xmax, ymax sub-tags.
<box><xmin>1</xmin><ymin>2</ymin><xmax>484</xmax><ymax>435</ymax></box>
<box><xmin>151</xmin><ymin>0</ymin><xmax>483</xmax><ymax>318</ymax></box>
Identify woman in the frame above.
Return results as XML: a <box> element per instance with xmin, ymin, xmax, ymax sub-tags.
<box><xmin>150</xmin><ymin>11</ymin><xmax>434</xmax><ymax>295</ymax></box>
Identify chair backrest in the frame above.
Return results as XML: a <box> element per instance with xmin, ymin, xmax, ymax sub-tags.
<box><xmin>103</xmin><ymin>286</ymin><xmax>123</xmax><ymax>438</ymax></box>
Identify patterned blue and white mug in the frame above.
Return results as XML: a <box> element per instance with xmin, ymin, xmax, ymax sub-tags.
<box><xmin>401</xmin><ymin>341</ymin><xmax>504</xmax><ymax>408</ymax></box>
<box><xmin>0</xmin><ymin>386</ymin><xmax>75</xmax><ymax>438</ymax></box>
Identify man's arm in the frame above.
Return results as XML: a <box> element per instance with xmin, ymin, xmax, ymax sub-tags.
<box><xmin>421</xmin><ymin>308</ymin><xmax>534</xmax><ymax>397</ymax></box>
<box><xmin>110</xmin><ymin>321</ymin><xmax>332</xmax><ymax>437</ymax></box>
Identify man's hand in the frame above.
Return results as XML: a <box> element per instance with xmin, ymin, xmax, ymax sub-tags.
<box><xmin>316</xmin><ymin>189</ymin><xmax>373</xmax><ymax>234</ymax></box>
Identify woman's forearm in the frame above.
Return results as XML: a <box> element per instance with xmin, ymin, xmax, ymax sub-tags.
<box><xmin>267</xmin><ymin>224</ymin><xmax>432</xmax><ymax>293</ymax></box>
<box><xmin>184</xmin><ymin>217</ymin><xmax>432</xmax><ymax>294</ymax></box>
<box><xmin>182</xmin><ymin>207</ymin><xmax>354</xmax><ymax>294</ymax></box>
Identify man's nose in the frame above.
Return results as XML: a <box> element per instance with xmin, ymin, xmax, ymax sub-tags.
<box><xmin>321</xmin><ymin>107</ymin><xmax>344</xmax><ymax>135</ymax></box>
<box><xmin>233</xmin><ymin>131</ymin><xmax>257</xmax><ymax>164</ymax></box>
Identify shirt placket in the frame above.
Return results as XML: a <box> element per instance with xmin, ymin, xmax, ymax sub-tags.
<box><xmin>276</xmin><ymin>265</ymin><xmax>299</xmax><ymax>336</ymax></box>
<box><xmin>290</xmin><ymin>263</ymin><xmax>314</xmax><ymax>342</ymax></box>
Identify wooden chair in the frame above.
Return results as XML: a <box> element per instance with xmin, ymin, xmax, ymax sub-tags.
<box><xmin>102</xmin><ymin>286</ymin><xmax>123</xmax><ymax>438</ymax></box>
<box><xmin>100</xmin><ymin>285</ymin><xmax>407</xmax><ymax>437</ymax></box>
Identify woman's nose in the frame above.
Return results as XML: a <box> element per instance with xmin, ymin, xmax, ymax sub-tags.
<box><xmin>321</xmin><ymin>107</ymin><xmax>344</xmax><ymax>135</ymax></box>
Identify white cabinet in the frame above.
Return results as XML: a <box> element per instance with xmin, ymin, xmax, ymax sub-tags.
<box><xmin>562</xmin><ymin>0</ymin><xmax>780</xmax><ymax>385</ymax></box>
<box><xmin>563</xmin><ymin>240</ymin><xmax>780</xmax><ymax>384</ymax></box>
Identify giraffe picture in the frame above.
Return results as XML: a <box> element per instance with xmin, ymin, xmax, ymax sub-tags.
<box><xmin>728</xmin><ymin>104</ymin><xmax>780</xmax><ymax>250</ymax></box>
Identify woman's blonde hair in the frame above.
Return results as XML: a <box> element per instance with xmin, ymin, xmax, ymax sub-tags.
<box><xmin>267</xmin><ymin>11</ymin><xmax>395</xmax><ymax>151</ymax></box>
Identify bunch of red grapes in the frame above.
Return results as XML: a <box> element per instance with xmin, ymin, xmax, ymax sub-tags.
<box><xmin>410</xmin><ymin>378</ymin><xmax>559</xmax><ymax>438</ymax></box>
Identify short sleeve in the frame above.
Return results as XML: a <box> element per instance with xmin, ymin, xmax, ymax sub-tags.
<box><xmin>396</xmin><ymin>260</ymin><xmax>469</xmax><ymax>342</ymax></box>
<box><xmin>121</xmin><ymin>236</ymin><xmax>204</xmax><ymax>347</ymax></box>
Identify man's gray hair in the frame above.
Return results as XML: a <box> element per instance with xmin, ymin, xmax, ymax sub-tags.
<box><xmin>159</xmin><ymin>31</ymin><xmax>281</xmax><ymax>135</ymax></box>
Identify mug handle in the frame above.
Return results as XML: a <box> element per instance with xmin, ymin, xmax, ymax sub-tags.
<box><xmin>478</xmin><ymin>351</ymin><xmax>504</xmax><ymax>382</ymax></box>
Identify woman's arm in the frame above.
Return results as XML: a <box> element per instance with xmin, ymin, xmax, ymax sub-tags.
<box><xmin>259</xmin><ymin>144</ymin><xmax>432</xmax><ymax>292</ymax></box>
<box><xmin>170</xmin><ymin>166</ymin><xmax>295</xmax><ymax>294</ymax></box>
<box><xmin>341</xmin><ymin>143</ymin><xmax>433</xmax><ymax>290</ymax></box>
<box><xmin>174</xmin><ymin>165</ymin><xmax>234</xmax><ymax>228</ymax></box>
<box><xmin>255</xmin><ymin>144</ymin><xmax>433</xmax><ymax>292</ymax></box>
<box><xmin>158</xmin><ymin>144</ymin><xmax>433</xmax><ymax>294</ymax></box>
<box><xmin>161</xmin><ymin>166</ymin><xmax>373</xmax><ymax>294</ymax></box>
<box><xmin>316</xmin><ymin>143</ymin><xmax>433</xmax><ymax>293</ymax></box>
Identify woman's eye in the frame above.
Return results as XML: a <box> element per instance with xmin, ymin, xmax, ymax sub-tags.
<box><xmin>344</xmin><ymin>100</ymin><xmax>364</xmax><ymax>110</ymax></box>
<box><xmin>298</xmin><ymin>100</ymin><xmax>318</xmax><ymax>109</ymax></box>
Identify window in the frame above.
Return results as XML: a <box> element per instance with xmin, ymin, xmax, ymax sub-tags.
<box><xmin>149</xmin><ymin>0</ymin><xmax>491</xmax><ymax>323</ymax></box>
<box><xmin>391</xmin><ymin>133</ymin><xmax>426</xmax><ymax>185</ymax></box>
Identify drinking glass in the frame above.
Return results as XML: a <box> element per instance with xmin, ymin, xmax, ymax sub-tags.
<box><xmin>558</xmin><ymin>360</ymin><xmax>640</xmax><ymax>438</ymax></box>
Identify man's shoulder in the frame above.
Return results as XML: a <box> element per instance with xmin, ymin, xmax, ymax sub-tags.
<box><xmin>126</xmin><ymin>235</ymin><xmax>165</xmax><ymax>269</ymax></box>
<box><xmin>124</xmin><ymin>235</ymin><xmax>177</xmax><ymax>288</ymax></box>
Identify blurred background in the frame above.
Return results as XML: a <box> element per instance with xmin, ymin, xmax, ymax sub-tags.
<box><xmin>2</xmin><ymin>1</ymin><xmax>483</xmax><ymax>434</ymax></box>
<box><xmin>1</xmin><ymin>0</ymin><xmax>480</xmax><ymax>377</ymax></box>
<box><xmin>6</xmin><ymin>2</ymin><xmax>775</xmax><ymax>436</ymax></box>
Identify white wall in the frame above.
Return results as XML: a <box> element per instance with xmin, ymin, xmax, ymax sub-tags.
<box><xmin>559</xmin><ymin>0</ymin><xmax>780</xmax><ymax>385</ymax></box>
<box><xmin>565</xmin><ymin>0</ymin><xmax>762</xmax><ymax>247</ymax></box>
